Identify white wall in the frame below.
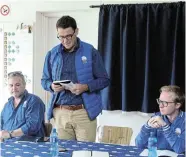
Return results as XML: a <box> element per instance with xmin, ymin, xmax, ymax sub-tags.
<box><xmin>0</xmin><ymin>1</ymin><xmax>99</xmax><ymax>22</ymax></box>
<box><xmin>0</xmin><ymin>0</ymin><xmax>178</xmax><ymax>22</ymax></box>
<box><xmin>0</xmin><ymin>24</ymin><xmax>4</xmax><ymax>110</ymax></box>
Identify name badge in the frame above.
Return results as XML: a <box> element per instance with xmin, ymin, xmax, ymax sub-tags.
<box><xmin>23</xmin><ymin>101</ymin><xmax>27</xmax><ymax>108</ymax></box>
<box><xmin>175</xmin><ymin>128</ymin><xmax>181</xmax><ymax>135</ymax></box>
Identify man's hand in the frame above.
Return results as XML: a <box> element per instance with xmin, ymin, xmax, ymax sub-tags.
<box><xmin>51</xmin><ymin>83</ymin><xmax>65</xmax><ymax>92</ymax></box>
<box><xmin>45</xmin><ymin>119</ymin><xmax>50</xmax><ymax>123</ymax></box>
<box><xmin>70</xmin><ymin>84</ymin><xmax>89</xmax><ymax>95</ymax></box>
<box><xmin>147</xmin><ymin>116</ymin><xmax>166</xmax><ymax>128</ymax></box>
<box><xmin>0</xmin><ymin>130</ymin><xmax>11</xmax><ymax>139</ymax></box>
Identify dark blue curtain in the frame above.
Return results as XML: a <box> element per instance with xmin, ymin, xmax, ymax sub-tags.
<box><xmin>98</xmin><ymin>2</ymin><xmax>185</xmax><ymax>112</ymax></box>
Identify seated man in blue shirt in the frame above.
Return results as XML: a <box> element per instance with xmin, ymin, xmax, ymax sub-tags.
<box><xmin>0</xmin><ymin>71</ymin><xmax>45</xmax><ymax>141</ymax></box>
<box><xmin>135</xmin><ymin>85</ymin><xmax>185</xmax><ymax>154</ymax></box>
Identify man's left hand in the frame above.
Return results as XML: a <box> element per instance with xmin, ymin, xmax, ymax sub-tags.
<box><xmin>148</xmin><ymin>116</ymin><xmax>166</xmax><ymax>128</ymax></box>
<box><xmin>153</xmin><ymin>116</ymin><xmax>167</xmax><ymax>127</ymax></box>
<box><xmin>70</xmin><ymin>84</ymin><xmax>89</xmax><ymax>95</ymax></box>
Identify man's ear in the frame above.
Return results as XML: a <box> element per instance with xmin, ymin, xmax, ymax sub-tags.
<box><xmin>75</xmin><ymin>28</ymin><xmax>79</xmax><ymax>36</ymax></box>
<box><xmin>175</xmin><ymin>103</ymin><xmax>181</xmax><ymax>109</ymax></box>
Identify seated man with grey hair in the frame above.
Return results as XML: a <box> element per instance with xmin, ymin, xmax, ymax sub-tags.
<box><xmin>135</xmin><ymin>85</ymin><xmax>185</xmax><ymax>154</ymax></box>
<box><xmin>0</xmin><ymin>71</ymin><xmax>45</xmax><ymax>141</ymax></box>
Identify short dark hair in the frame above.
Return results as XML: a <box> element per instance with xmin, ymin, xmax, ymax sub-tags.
<box><xmin>56</xmin><ymin>15</ymin><xmax>77</xmax><ymax>30</ymax></box>
<box><xmin>160</xmin><ymin>85</ymin><xmax>185</xmax><ymax>105</ymax></box>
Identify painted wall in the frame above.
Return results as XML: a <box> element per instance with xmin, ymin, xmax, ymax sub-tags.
<box><xmin>0</xmin><ymin>1</ymin><xmax>100</xmax><ymax>22</ymax></box>
<box><xmin>0</xmin><ymin>0</ymin><xmax>176</xmax><ymax>22</ymax></box>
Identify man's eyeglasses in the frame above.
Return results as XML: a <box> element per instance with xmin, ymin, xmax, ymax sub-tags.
<box><xmin>156</xmin><ymin>98</ymin><xmax>176</xmax><ymax>107</ymax></box>
<box><xmin>57</xmin><ymin>31</ymin><xmax>75</xmax><ymax>41</ymax></box>
<box><xmin>8</xmin><ymin>71</ymin><xmax>23</xmax><ymax>77</ymax></box>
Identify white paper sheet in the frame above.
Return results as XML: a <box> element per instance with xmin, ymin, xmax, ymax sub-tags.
<box><xmin>72</xmin><ymin>150</ymin><xmax>91</xmax><ymax>157</ymax></box>
<box><xmin>53</xmin><ymin>80</ymin><xmax>75</xmax><ymax>90</ymax></box>
<box><xmin>92</xmin><ymin>151</ymin><xmax>109</xmax><ymax>157</ymax></box>
<box><xmin>140</xmin><ymin>149</ymin><xmax>178</xmax><ymax>157</ymax></box>
<box><xmin>72</xmin><ymin>150</ymin><xmax>109</xmax><ymax>157</ymax></box>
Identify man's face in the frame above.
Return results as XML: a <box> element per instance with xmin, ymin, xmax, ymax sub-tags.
<box><xmin>158</xmin><ymin>91</ymin><xmax>180</xmax><ymax>115</ymax></box>
<box><xmin>57</xmin><ymin>27</ymin><xmax>78</xmax><ymax>50</ymax></box>
<box><xmin>8</xmin><ymin>76</ymin><xmax>25</xmax><ymax>98</ymax></box>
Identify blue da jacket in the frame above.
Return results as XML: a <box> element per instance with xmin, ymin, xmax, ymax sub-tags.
<box><xmin>135</xmin><ymin>111</ymin><xmax>185</xmax><ymax>154</ymax></box>
<box><xmin>41</xmin><ymin>39</ymin><xmax>109</xmax><ymax>120</ymax></box>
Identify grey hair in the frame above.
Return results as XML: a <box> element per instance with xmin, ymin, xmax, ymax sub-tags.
<box><xmin>8</xmin><ymin>71</ymin><xmax>26</xmax><ymax>85</ymax></box>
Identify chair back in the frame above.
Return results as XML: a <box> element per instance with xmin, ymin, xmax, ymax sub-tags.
<box><xmin>97</xmin><ymin>125</ymin><xmax>133</xmax><ymax>145</ymax></box>
<box><xmin>44</xmin><ymin>123</ymin><xmax>52</xmax><ymax>137</ymax></box>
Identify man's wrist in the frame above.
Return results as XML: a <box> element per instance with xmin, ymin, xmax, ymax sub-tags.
<box><xmin>161</xmin><ymin>122</ymin><xmax>167</xmax><ymax>127</ymax></box>
<box><xmin>83</xmin><ymin>84</ymin><xmax>89</xmax><ymax>92</ymax></box>
<box><xmin>8</xmin><ymin>131</ymin><xmax>13</xmax><ymax>138</ymax></box>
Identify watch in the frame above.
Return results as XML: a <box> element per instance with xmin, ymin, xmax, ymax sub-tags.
<box><xmin>8</xmin><ymin>130</ymin><xmax>13</xmax><ymax>138</ymax></box>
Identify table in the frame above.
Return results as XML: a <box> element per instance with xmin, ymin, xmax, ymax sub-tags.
<box><xmin>0</xmin><ymin>138</ymin><xmax>184</xmax><ymax>157</ymax></box>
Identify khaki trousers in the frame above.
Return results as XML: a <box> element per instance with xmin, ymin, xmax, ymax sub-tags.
<box><xmin>53</xmin><ymin>108</ymin><xmax>97</xmax><ymax>142</ymax></box>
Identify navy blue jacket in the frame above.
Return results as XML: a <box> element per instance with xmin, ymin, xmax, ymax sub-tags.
<box><xmin>41</xmin><ymin>39</ymin><xmax>109</xmax><ymax>120</ymax></box>
<box><xmin>135</xmin><ymin>111</ymin><xmax>185</xmax><ymax>154</ymax></box>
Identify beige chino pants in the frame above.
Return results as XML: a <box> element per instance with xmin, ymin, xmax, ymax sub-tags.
<box><xmin>53</xmin><ymin>108</ymin><xmax>97</xmax><ymax>142</ymax></box>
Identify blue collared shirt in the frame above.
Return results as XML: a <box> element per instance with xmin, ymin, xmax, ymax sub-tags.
<box><xmin>0</xmin><ymin>90</ymin><xmax>45</xmax><ymax>137</ymax></box>
<box><xmin>56</xmin><ymin>40</ymin><xmax>109</xmax><ymax>105</ymax></box>
<box><xmin>56</xmin><ymin>46</ymin><xmax>83</xmax><ymax>105</ymax></box>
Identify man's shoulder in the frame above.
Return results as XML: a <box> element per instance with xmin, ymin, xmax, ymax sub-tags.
<box><xmin>51</xmin><ymin>44</ymin><xmax>61</xmax><ymax>52</ymax></box>
<box><xmin>26</xmin><ymin>93</ymin><xmax>44</xmax><ymax>104</ymax></box>
<box><xmin>45</xmin><ymin>44</ymin><xmax>61</xmax><ymax>61</ymax></box>
<box><xmin>80</xmin><ymin>40</ymin><xmax>94</xmax><ymax>48</ymax></box>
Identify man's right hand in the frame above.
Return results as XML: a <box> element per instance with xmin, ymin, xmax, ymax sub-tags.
<box><xmin>0</xmin><ymin>130</ymin><xmax>11</xmax><ymax>139</ymax></box>
<box><xmin>51</xmin><ymin>83</ymin><xmax>65</xmax><ymax>92</ymax></box>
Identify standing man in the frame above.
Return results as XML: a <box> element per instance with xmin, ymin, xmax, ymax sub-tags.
<box><xmin>0</xmin><ymin>71</ymin><xmax>45</xmax><ymax>141</ymax></box>
<box><xmin>135</xmin><ymin>85</ymin><xmax>185</xmax><ymax>154</ymax></box>
<box><xmin>41</xmin><ymin>15</ymin><xmax>109</xmax><ymax>142</ymax></box>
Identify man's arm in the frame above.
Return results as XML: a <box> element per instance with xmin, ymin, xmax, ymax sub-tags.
<box><xmin>20</xmin><ymin>97</ymin><xmax>45</xmax><ymax>135</ymax></box>
<box><xmin>7</xmin><ymin>128</ymin><xmax>24</xmax><ymax>138</ymax></box>
<box><xmin>135</xmin><ymin>124</ymin><xmax>154</xmax><ymax>148</ymax></box>
<box><xmin>87</xmin><ymin>48</ymin><xmax>110</xmax><ymax>92</ymax></box>
<box><xmin>0</xmin><ymin>108</ymin><xmax>4</xmax><ymax>130</ymax></box>
<box><xmin>41</xmin><ymin>51</ymin><xmax>54</xmax><ymax>93</ymax></box>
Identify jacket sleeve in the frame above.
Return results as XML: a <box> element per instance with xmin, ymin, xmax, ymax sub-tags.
<box><xmin>21</xmin><ymin>97</ymin><xmax>45</xmax><ymax>135</ymax></box>
<box><xmin>135</xmin><ymin>124</ymin><xmax>154</xmax><ymax>148</ymax></box>
<box><xmin>87</xmin><ymin>48</ymin><xmax>110</xmax><ymax>92</ymax></box>
<box><xmin>162</xmin><ymin>121</ymin><xmax>185</xmax><ymax>154</ymax></box>
<box><xmin>0</xmin><ymin>107</ymin><xmax>4</xmax><ymax>130</ymax></box>
<box><xmin>41</xmin><ymin>51</ymin><xmax>54</xmax><ymax>93</ymax></box>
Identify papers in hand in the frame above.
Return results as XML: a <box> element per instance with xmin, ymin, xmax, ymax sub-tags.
<box><xmin>140</xmin><ymin>149</ymin><xmax>178</xmax><ymax>157</ymax></box>
<box><xmin>72</xmin><ymin>150</ymin><xmax>109</xmax><ymax>157</ymax></box>
<box><xmin>53</xmin><ymin>80</ymin><xmax>75</xmax><ymax>90</ymax></box>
